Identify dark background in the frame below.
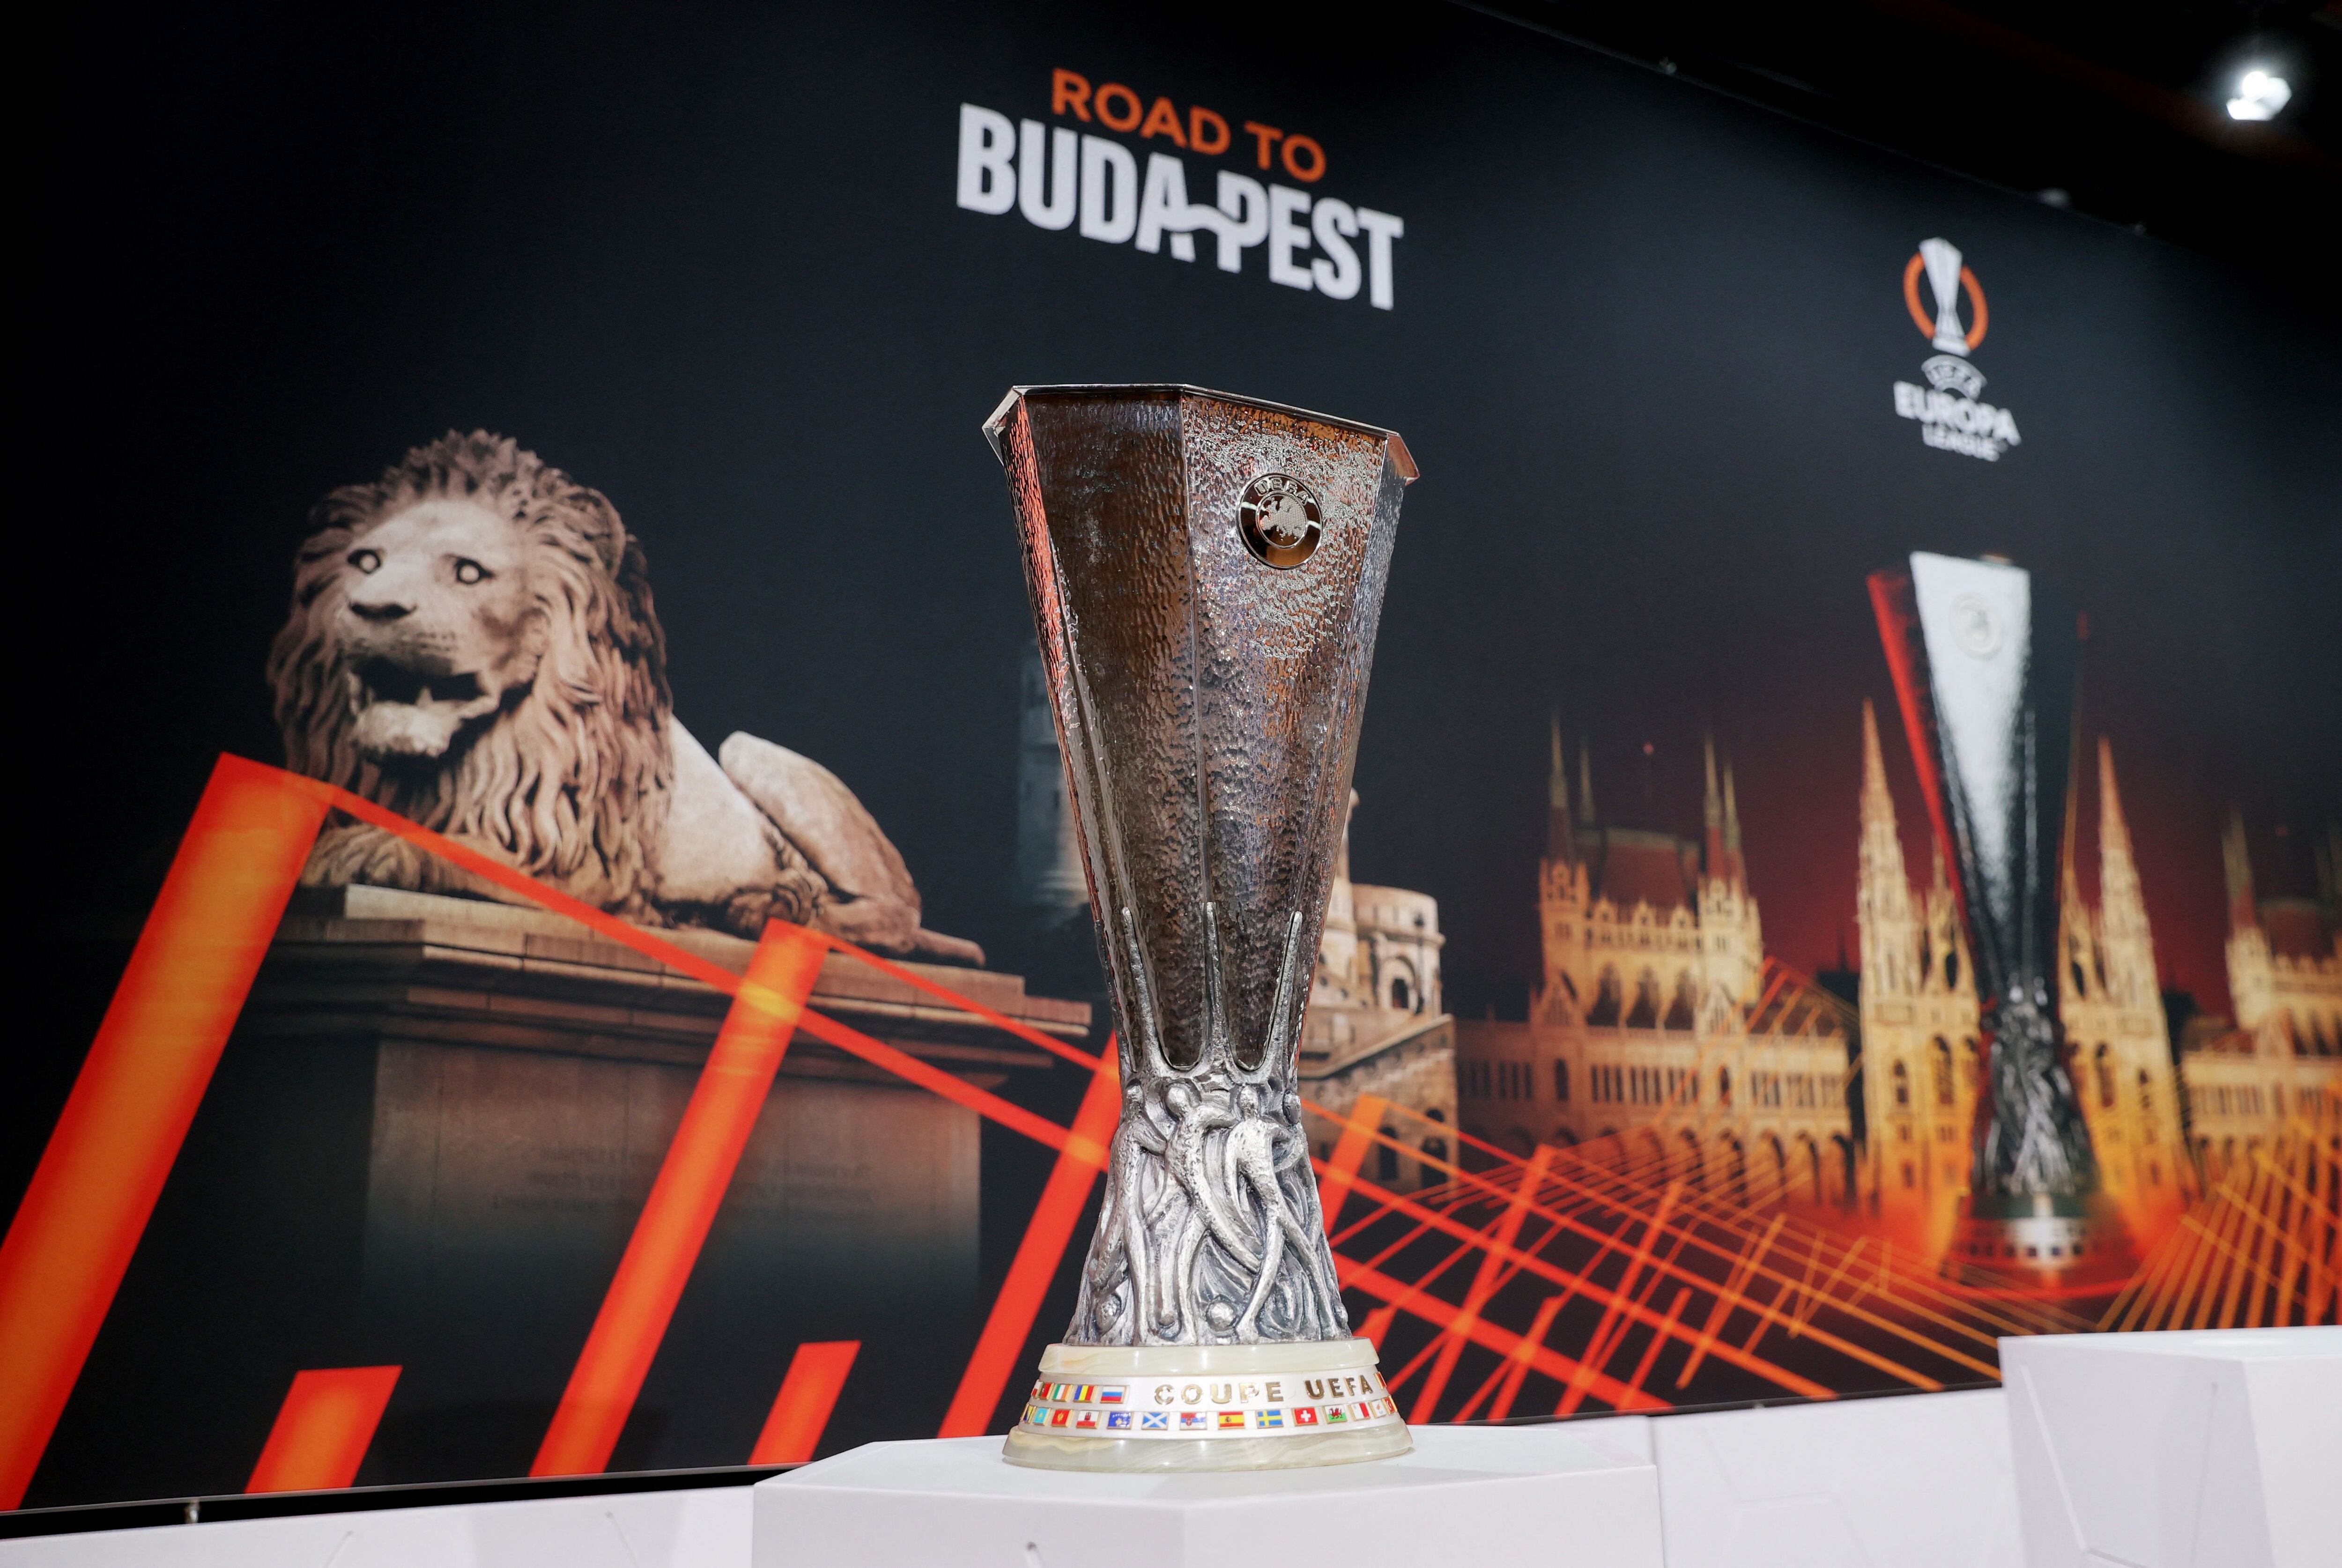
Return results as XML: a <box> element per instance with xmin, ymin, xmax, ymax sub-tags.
<box><xmin>17</xmin><ymin>0</ymin><xmax>2341</xmax><ymax>1503</ymax></box>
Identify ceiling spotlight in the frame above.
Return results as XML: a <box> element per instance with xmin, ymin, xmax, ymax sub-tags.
<box><xmin>2226</xmin><ymin>67</ymin><xmax>2292</xmax><ymax>120</ymax></box>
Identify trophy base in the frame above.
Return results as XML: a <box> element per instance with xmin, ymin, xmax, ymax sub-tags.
<box><xmin>1945</xmin><ymin>1195</ymin><xmax>2137</xmax><ymax>1294</ymax></box>
<box><xmin>1002</xmin><ymin>1338</ymin><xmax>1410</xmax><ymax>1472</ymax></box>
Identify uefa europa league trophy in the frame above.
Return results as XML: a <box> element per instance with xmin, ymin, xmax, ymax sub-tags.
<box><xmin>986</xmin><ymin>385</ymin><xmax>1416</xmax><ymax>1471</ymax></box>
<box><xmin>1869</xmin><ymin>553</ymin><xmax>2133</xmax><ymax>1288</ymax></box>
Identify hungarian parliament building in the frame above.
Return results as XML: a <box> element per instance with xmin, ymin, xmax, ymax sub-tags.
<box><xmin>1454</xmin><ymin>710</ymin><xmax>2342</xmax><ymax>1242</ymax></box>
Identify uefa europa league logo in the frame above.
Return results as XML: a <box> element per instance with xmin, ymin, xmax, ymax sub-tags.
<box><xmin>1892</xmin><ymin>237</ymin><xmax>2017</xmax><ymax>461</ymax></box>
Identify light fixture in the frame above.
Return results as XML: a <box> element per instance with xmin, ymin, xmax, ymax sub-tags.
<box><xmin>2226</xmin><ymin>66</ymin><xmax>2292</xmax><ymax>120</ymax></box>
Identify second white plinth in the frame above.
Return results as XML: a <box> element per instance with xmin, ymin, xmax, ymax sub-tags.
<box><xmin>752</xmin><ymin>1425</ymin><xmax>1661</xmax><ymax>1568</ymax></box>
<box><xmin>2001</xmin><ymin>1325</ymin><xmax>2342</xmax><ymax>1568</ymax></box>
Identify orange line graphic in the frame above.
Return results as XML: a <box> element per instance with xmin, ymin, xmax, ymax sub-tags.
<box><xmin>533</xmin><ymin>923</ymin><xmax>828</xmax><ymax>1476</ymax></box>
<box><xmin>321</xmin><ymin>775</ymin><xmax>1089</xmax><ymax>1155</ymax></box>
<box><xmin>1319</xmin><ymin>1097</ymin><xmax>1388</xmax><ymax>1237</ymax></box>
<box><xmin>1623</xmin><ymin>1288</ymin><xmax>1693</xmax><ymax>1404</ymax></box>
<box><xmin>821</xmin><ymin>934</ymin><xmax>1100</xmax><ymax>1072</ymax></box>
<box><xmin>938</xmin><ymin>1045</ymin><xmax>1121</xmax><ymax>1438</ymax></box>
<box><xmin>245</xmin><ymin>1366</ymin><xmax>401</xmax><ymax>1494</ymax></box>
<box><xmin>1327</xmin><ymin>1165</ymin><xmax>1833</xmax><ymax>1402</ymax></box>
<box><xmin>749</xmin><ymin>1342</ymin><xmax>860</xmax><ymax>1464</ymax></box>
<box><xmin>1675</xmin><ymin>1213</ymin><xmax>1782</xmax><ymax>1389</ymax></box>
<box><xmin>791</xmin><ymin>1008</ymin><xmax>1079</xmax><ymax>1154</ymax></box>
<box><xmin>1335</xmin><ymin>1256</ymin><xmax>1668</xmax><ymax>1413</ymax></box>
<box><xmin>1562</xmin><ymin>1180</ymin><xmax>1682</xmax><ymax>1415</ymax></box>
<box><xmin>1485</xmin><ymin>1295</ymin><xmax>1567</xmax><ymax>1422</ymax></box>
<box><xmin>0</xmin><ymin>756</ymin><xmax>329</xmax><ymax>1509</ymax></box>
<box><xmin>1413</xmin><ymin>1147</ymin><xmax>1551</xmax><ymax>1421</ymax></box>
<box><xmin>13</xmin><ymin>747</ymin><xmax>2090</xmax><ymax>1492</ymax></box>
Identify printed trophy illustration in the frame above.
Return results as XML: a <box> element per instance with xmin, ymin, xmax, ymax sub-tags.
<box><xmin>1870</xmin><ymin>552</ymin><xmax>2136</xmax><ymax>1290</ymax></box>
<box><xmin>1920</xmin><ymin>237</ymin><xmax>1971</xmax><ymax>356</ymax></box>
<box><xmin>986</xmin><ymin>385</ymin><xmax>1417</xmax><ymax>1470</ymax></box>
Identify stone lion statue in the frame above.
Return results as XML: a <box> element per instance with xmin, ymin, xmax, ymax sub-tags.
<box><xmin>267</xmin><ymin>430</ymin><xmax>984</xmax><ymax>964</ymax></box>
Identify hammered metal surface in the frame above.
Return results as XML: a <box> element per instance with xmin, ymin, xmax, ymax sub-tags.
<box><xmin>990</xmin><ymin>385</ymin><xmax>1413</xmax><ymax>1347</ymax></box>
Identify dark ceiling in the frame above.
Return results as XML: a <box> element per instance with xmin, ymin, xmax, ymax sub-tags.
<box><xmin>1481</xmin><ymin>0</ymin><xmax>2341</xmax><ymax>306</ymax></box>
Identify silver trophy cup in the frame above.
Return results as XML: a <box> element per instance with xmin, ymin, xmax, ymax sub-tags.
<box><xmin>1871</xmin><ymin>552</ymin><xmax>2133</xmax><ymax>1288</ymax></box>
<box><xmin>987</xmin><ymin>385</ymin><xmax>1417</xmax><ymax>1470</ymax></box>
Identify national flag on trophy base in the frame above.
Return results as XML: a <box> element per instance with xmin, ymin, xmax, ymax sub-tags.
<box><xmin>1217</xmin><ymin>1411</ymin><xmax>1245</xmax><ymax>1429</ymax></box>
<box><xmin>1142</xmin><ymin>1412</ymin><xmax>1170</xmax><ymax>1430</ymax></box>
<box><xmin>1294</xmin><ymin>1406</ymin><xmax>1319</xmax><ymax>1426</ymax></box>
<box><xmin>1326</xmin><ymin>1405</ymin><xmax>1349</xmax><ymax>1423</ymax></box>
<box><xmin>1075</xmin><ymin>1410</ymin><xmax>1099</xmax><ymax>1429</ymax></box>
<box><xmin>1098</xmin><ymin>1385</ymin><xmax>1126</xmax><ymax>1405</ymax></box>
<box><xmin>1254</xmin><ymin>1409</ymin><xmax>1285</xmax><ymax>1429</ymax></box>
<box><xmin>1182</xmin><ymin>1412</ymin><xmax>1208</xmax><ymax>1430</ymax></box>
<box><xmin>1049</xmin><ymin>1409</ymin><xmax>1071</xmax><ymax>1427</ymax></box>
<box><xmin>1107</xmin><ymin>1411</ymin><xmax>1132</xmax><ymax>1430</ymax></box>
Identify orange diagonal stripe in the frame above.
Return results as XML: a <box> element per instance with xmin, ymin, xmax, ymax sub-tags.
<box><xmin>1319</xmin><ymin>1096</ymin><xmax>1388</xmax><ymax>1238</ymax></box>
<box><xmin>750</xmin><ymin>1341</ymin><xmax>861</xmax><ymax>1465</ymax></box>
<box><xmin>939</xmin><ymin>1046</ymin><xmax>1121</xmax><ymax>1438</ymax></box>
<box><xmin>0</xmin><ymin>755</ymin><xmax>329</xmax><ymax>1509</ymax></box>
<box><xmin>246</xmin><ymin>1366</ymin><xmax>402</xmax><ymax>1494</ymax></box>
<box><xmin>533</xmin><ymin>922</ymin><xmax>828</xmax><ymax>1477</ymax></box>
<box><xmin>320</xmin><ymin>776</ymin><xmax>1089</xmax><ymax>1156</ymax></box>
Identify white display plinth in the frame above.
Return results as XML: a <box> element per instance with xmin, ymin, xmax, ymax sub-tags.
<box><xmin>1647</xmin><ymin>1389</ymin><xmax>2023</xmax><ymax>1568</ymax></box>
<box><xmin>2000</xmin><ymin>1326</ymin><xmax>2342</xmax><ymax>1568</ymax></box>
<box><xmin>751</xmin><ymin>1427</ymin><xmax>1661</xmax><ymax>1568</ymax></box>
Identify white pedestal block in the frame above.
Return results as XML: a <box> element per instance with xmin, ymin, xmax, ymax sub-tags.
<box><xmin>751</xmin><ymin>1427</ymin><xmax>1662</xmax><ymax>1568</ymax></box>
<box><xmin>2000</xmin><ymin>1326</ymin><xmax>2342</xmax><ymax>1568</ymax></box>
<box><xmin>1646</xmin><ymin>1390</ymin><xmax>2023</xmax><ymax>1568</ymax></box>
<box><xmin>0</xmin><ymin>1486</ymin><xmax>750</xmax><ymax>1568</ymax></box>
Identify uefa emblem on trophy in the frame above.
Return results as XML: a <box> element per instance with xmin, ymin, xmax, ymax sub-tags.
<box><xmin>1869</xmin><ymin>552</ymin><xmax>2134</xmax><ymax>1288</ymax></box>
<box><xmin>985</xmin><ymin>385</ymin><xmax>1417</xmax><ymax>1470</ymax></box>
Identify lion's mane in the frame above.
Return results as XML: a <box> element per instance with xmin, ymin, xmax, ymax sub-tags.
<box><xmin>267</xmin><ymin>431</ymin><xmax>675</xmax><ymax>916</ymax></box>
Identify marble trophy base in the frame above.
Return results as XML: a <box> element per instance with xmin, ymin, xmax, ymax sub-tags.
<box><xmin>1003</xmin><ymin>1338</ymin><xmax>1409</xmax><ymax>1472</ymax></box>
<box><xmin>1948</xmin><ymin>1194</ymin><xmax>2135</xmax><ymax>1292</ymax></box>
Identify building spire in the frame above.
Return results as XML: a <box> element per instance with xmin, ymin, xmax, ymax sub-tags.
<box><xmin>1860</xmin><ymin>699</ymin><xmax>1890</xmax><ymax>814</ymax></box>
<box><xmin>1703</xmin><ymin>732</ymin><xmax>1727</xmax><ymax>880</ymax></box>
<box><xmin>1723</xmin><ymin>759</ymin><xmax>1744</xmax><ymax>887</ymax></box>
<box><xmin>2054</xmin><ymin>710</ymin><xmax>2091</xmax><ymax>1002</ymax></box>
<box><xmin>1577</xmin><ymin>738</ymin><xmax>1596</xmax><ymax>827</ymax></box>
<box><xmin>2097</xmin><ymin>739</ymin><xmax>2141</xmax><ymax>923</ymax></box>
<box><xmin>1858</xmin><ymin>705</ymin><xmax>1910</xmax><ymax>894</ymax></box>
<box><xmin>1546</xmin><ymin>713</ymin><xmax>1576</xmax><ymax>864</ymax></box>
<box><xmin>1857</xmin><ymin>700</ymin><xmax>1915</xmax><ymax>997</ymax></box>
<box><xmin>2094</xmin><ymin>736</ymin><xmax>2157</xmax><ymax>1005</ymax></box>
<box><xmin>2223</xmin><ymin>807</ymin><xmax>2257</xmax><ymax>933</ymax></box>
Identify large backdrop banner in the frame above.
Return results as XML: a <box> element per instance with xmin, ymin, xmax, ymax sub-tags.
<box><xmin>11</xmin><ymin>0</ymin><xmax>2339</xmax><ymax>1509</ymax></box>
